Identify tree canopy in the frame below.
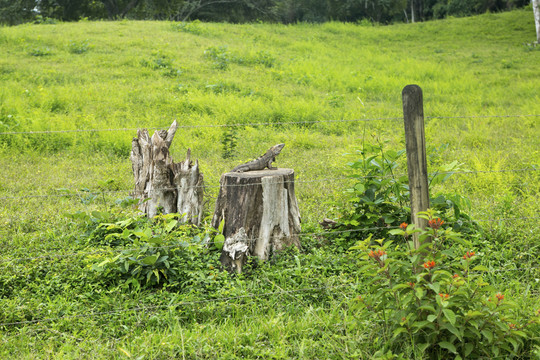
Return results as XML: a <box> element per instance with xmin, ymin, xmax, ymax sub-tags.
<box><xmin>0</xmin><ymin>0</ymin><xmax>530</xmax><ymax>25</ymax></box>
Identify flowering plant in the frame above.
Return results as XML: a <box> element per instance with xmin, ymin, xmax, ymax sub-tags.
<box><xmin>350</xmin><ymin>210</ymin><xmax>540</xmax><ymax>358</ymax></box>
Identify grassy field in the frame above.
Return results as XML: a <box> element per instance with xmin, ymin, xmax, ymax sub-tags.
<box><xmin>1</xmin><ymin>9</ymin><xmax>539</xmax><ymax>359</ymax></box>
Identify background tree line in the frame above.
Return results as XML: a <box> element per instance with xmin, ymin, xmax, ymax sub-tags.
<box><xmin>0</xmin><ymin>0</ymin><xmax>530</xmax><ymax>26</ymax></box>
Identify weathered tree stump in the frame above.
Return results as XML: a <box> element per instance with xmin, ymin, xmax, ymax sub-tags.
<box><xmin>130</xmin><ymin>121</ymin><xmax>204</xmax><ymax>224</ymax></box>
<box><xmin>212</xmin><ymin>168</ymin><xmax>301</xmax><ymax>272</ymax></box>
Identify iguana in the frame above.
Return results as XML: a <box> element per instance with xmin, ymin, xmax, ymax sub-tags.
<box><xmin>231</xmin><ymin>143</ymin><xmax>285</xmax><ymax>173</ymax></box>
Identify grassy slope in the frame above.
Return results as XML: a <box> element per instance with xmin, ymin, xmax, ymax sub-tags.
<box><xmin>0</xmin><ymin>10</ymin><xmax>539</xmax><ymax>359</ymax></box>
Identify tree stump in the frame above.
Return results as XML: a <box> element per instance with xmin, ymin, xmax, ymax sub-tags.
<box><xmin>130</xmin><ymin>121</ymin><xmax>204</xmax><ymax>224</ymax></box>
<box><xmin>212</xmin><ymin>168</ymin><xmax>301</xmax><ymax>272</ymax></box>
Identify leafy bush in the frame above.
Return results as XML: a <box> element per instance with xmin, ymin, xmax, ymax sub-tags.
<box><xmin>140</xmin><ymin>52</ymin><xmax>182</xmax><ymax>77</ymax></box>
<box><xmin>351</xmin><ymin>210</ymin><xmax>540</xmax><ymax>358</ymax></box>
<box><xmin>330</xmin><ymin>141</ymin><xmax>410</xmax><ymax>249</ymax></box>
<box><xmin>67</xmin><ymin>39</ymin><xmax>89</xmax><ymax>54</ymax></box>
<box><xmin>85</xmin><ymin>213</ymin><xmax>226</xmax><ymax>290</ymax></box>
<box><xmin>171</xmin><ymin>20</ymin><xmax>205</xmax><ymax>35</ymax></box>
<box><xmin>28</xmin><ymin>46</ymin><xmax>52</xmax><ymax>56</ymax></box>
<box><xmin>331</xmin><ymin>141</ymin><xmax>476</xmax><ymax>249</ymax></box>
<box><xmin>204</xmin><ymin>46</ymin><xmax>230</xmax><ymax>70</ymax></box>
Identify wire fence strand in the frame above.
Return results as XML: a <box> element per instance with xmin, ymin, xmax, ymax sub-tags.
<box><xmin>2</xmin><ymin>216</ymin><xmax>539</xmax><ymax>264</ymax></box>
<box><xmin>0</xmin><ymin>114</ymin><xmax>538</xmax><ymax>136</ymax></box>
<box><xmin>0</xmin><ymin>168</ymin><xmax>537</xmax><ymax>201</ymax></box>
<box><xmin>0</xmin><ymin>283</ymin><xmax>351</xmax><ymax>327</ymax></box>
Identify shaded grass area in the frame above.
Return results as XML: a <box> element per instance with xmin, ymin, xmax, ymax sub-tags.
<box><xmin>0</xmin><ymin>9</ymin><xmax>539</xmax><ymax>358</ymax></box>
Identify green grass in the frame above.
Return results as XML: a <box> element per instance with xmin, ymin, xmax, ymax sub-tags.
<box><xmin>0</xmin><ymin>9</ymin><xmax>539</xmax><ymax>358</ymax></box>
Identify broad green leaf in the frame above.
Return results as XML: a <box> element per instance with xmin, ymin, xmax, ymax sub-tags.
<box><xmin>427</xmin><ymin>314</ymin><xmax>437</xmax><ymax>322</ymax></box>
<box><xmin>412</xmin><ymin>320</ymin><xmax>432</xmax><ymax>329</ymax></box>
<box><xmin>472</xmin><ymin>265</ymin><xmax>489</xmax><ymax>272</ymax></box>
<box><xmin>214</xmin><ymin>234</ymin><xmax>225</xmax><ymax>250</ymax></box>
<box><xmin>354</xmin><ymin>183</ymin><xmax>365</xmax><ymax>193</ymax></box>
<box><xmin>465</xmin><ymin>343</ymin><xmax>474</xmax><ymax>356</ymax></box>
<box><xmin>148</xmin><ymin>236</ymin><xmax>162</xmax><ymax>245</ymax></box>
<box><xmin>466</xmin><ymin>310</ymin><xmax>484</xmax><ymax>318</ymax></box>
<box><xmin>98</xmin><ymin>259</ymin><xmax>111</xmax><ymax>268</ymax></box>
<box><xmin>442</xmin><ymin>322</ymin><xmax>462</xmax><ymax>341</ymax></box>
<box><xmin>165</xmin><ymin>219</ymin><xmax>178</xmax><ymax>233</ymax></box>
<box><xmin>141</xmin><ymin>254</ymin><xmax>158</xmax><ymax>265</ymax></box>
<box><xmin>415</xmin><ymin>287</ymin><xmax>424</xmax><ymax>299</ymax></box>
<box><xmin>507</xmin><ymin>337</ymin><xmax>519</xmax><ymax>352</ymax></box>
<box><xmin>428</xmin><ymin>282</ymin><xmax>440</xmax><ymax>293</ymax></box>
<box><xmin>481</xmin><ymin>329</ymin><xmax>493</xmax><ymax>343</ymax></box>
<box><xmin>443</xmin><ymin>309</ymin><xmax>456</xmax><ymax>325</ymax></box>
<box><xmin>392</xmin><ymin>327</ymin><xmax>407</xmax><ymax>339</ymax></box>
<box><xmin>392</xmin><ymin>283</ymin><xmax>409</xmax><ymax>291</ymax></box>
<box><xmin>153</xmin><ymin>269</ymin><xmax>160</xmax><ymax>283</ymax></box>
<box><xmin>418</xmin><ymin>305</ymin><xmax>436</xmax><ymax>313</ymax></box>
<box><xmin>218</xmin><ymin>218</ymin><xmax>225</xmax><ymax>234</ymax></box>
<box><xmin>438</xmin><ymin>341</ymin><xmax>457</xmax><ymax>354</ymax></box>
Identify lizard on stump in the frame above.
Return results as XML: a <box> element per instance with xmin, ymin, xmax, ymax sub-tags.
<box><xmin>231</xmin><ymin>143</ymin><xmax>285</xmax><ymax>173</ymax></box>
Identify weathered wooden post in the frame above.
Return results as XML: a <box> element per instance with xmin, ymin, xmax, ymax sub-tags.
<box><xmin>402</xmin><ymin>85</ymin><xmax>430</xmax><ymax>249</ymax></box>
<box><xmin>212</xmin><ymin>145</ymin><xmax>301</xmax><ymax>273</ymax></box>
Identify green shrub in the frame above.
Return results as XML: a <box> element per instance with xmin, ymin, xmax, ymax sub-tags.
<box><xmin>67</xmin><ymin>39</ymin><xmax>89</xmax><ymax>54</ymax></box>
<box><xmin>28</xmin><ymin>46</ymin><xmax>52</xmax><ymax>56</ymax></box>
<box><xmin>87</xmin><ymin>213</ymin><xmax>226</xmax><ymax>290</ymax></box>
<box><xmin>171</xmin><ymin>20</ymin><xmax>205</xmax><ymax>35</ymax></box>
<box><xmin>351</xmin><ymin>210</ymin><xmax>540</xmax><ymax>358</ymax></box>
<box><xmin>331</xmin><ymin>141</ymin><xmax>477</xmax><ymax>249</ymax></box>
<box><xmin>204</xmin><ymin>46</ymin><xmax>230</xmax><ymax>70</ymax></box>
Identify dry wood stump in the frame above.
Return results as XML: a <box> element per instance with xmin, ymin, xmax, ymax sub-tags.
<box><xmin>130</xmin><ymin>120</ymin><xmax>203</xmax><ymax>224</ymax></box>
<box><xmin>212</xmin><ymin>168</ymin><xmax>301</xmax><ymax>272</ymax></box>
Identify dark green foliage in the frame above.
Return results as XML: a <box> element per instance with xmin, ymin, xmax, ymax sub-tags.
<box><xmin>331</xmin><ymin>141</ymin><xmax>410</xmax><ymax>249</ymax></box>
<box><xmin>204</xmin><ymin>46</ymin><xmax>230</xmax><ymax>70</ymax></box>
<box><xmin>67</xmin><ymin>39</ymin><xmax>90</xmax><ymax>54</ymax></box>
<box><xmin>0</xmin><ymin>0</ymin><xmax>530</xmax><ymax>25</ymax></box>
<box><xmin>221</xmin><ymin>127</ymin><xmax>238</xmax><ymax>159</ymax></box>
<box><xmin>0</xmin><ymin>0</ymin><xmax>36</xmax><ymax>25</ymax></box>
<box><xmin>330</xmin><ymin>141</ymin><xmax>478</xmax><ymax>249</ymax></box>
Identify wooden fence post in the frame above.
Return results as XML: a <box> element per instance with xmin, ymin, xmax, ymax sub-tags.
<box><xmin>402</xmin><ymin>85</ymin><xmax>430</xmax><ymax>249</ymax></box>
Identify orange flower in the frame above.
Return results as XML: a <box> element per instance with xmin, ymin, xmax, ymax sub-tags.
<box><xmin>428</xmin><ymin>218</ymin><xmax>444</xmax><ymax>230</ymax></box>
<box><xmin>423</xmin><ymin>260</ymin><xmax>436</xmax><ymax>270</ymax></box>
<box><xmin>509</xmin><ymin>323</ymin><xmax>516</xmax><ymax>330</ymax></box>
<box><xmin>496</xmin><ymin>293</ymin><xmax>504</xmax><ymax>302</ymax></box>
<box><xmin>368</xmin><ymin>249</ymin><xmax>386</xmax><ymax>260</ymax></box>
<box><xmin>439</xmin><ymin>293</ymin><xmax>449</xmax><ymax>299</ymax></box>
<box><xmin>400</xmin><ymin>222</ymin><xmax>408</xmax><ymax>230</ymax></box>
<box><xmin>408</xmin><ymin>282</ymin><xmax>415</xmax><ymax>288</ymax></box>
<box><xmin>453</xmin><ymin>274</ymin><xmax>459</xmax><ymax>279</ymax></box>
<box><xmin>463</xmin><ymin>251</ymin><xmax>476</xmax><ymax>260</ymax></box>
